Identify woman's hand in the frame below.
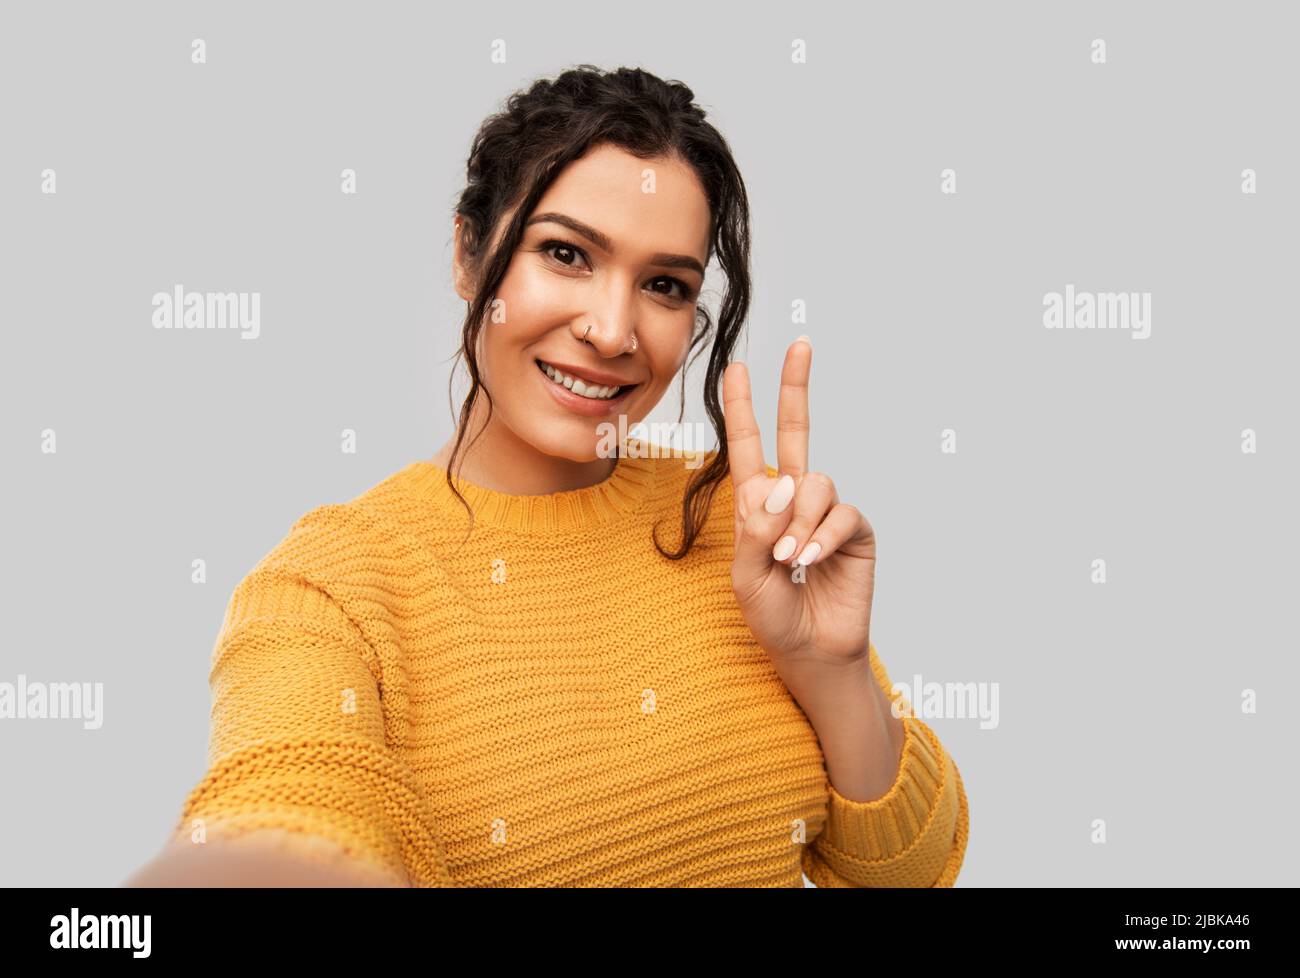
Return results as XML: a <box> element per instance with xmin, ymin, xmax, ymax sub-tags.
<box><xmin>722</xmin><ymin>338</ymin><xmax>877</xmax><ymax>680</ymax></box>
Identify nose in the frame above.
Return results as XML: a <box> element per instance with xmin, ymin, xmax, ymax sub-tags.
<box><xmin>577</xmin><ymin>321</ymin><xmax>637</xmax><ymax>356</ymax></box>
<box><xmin>574</xmin><ymin>284</ymin><xmax>637</xmax><ymax>356</ymax></box>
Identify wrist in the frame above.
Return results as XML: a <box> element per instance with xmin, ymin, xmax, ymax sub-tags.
<box><xmin>776</xmin><ymin>650</ymin><xmax>876</xmax><ymax>730</ymax></box>
<box><xmin>778</xmin><ymin>651</ymin><xmax>909</xmax><ymax>801</ymax></box>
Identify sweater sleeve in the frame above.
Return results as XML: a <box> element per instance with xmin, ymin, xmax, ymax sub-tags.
<box><xmin>801</xmin><ymin>643</ymin><xmax>969</xmax><ymax>888</ymax></box>
<box><xmin>168</xmin><ymin>564</ymin><xmax>457</xmax><ymax>887</ymax></box>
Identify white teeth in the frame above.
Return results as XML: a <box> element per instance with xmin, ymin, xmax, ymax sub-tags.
<box><xmin>540</xmin><ymin>361</ymin><xmax>622</xmax><ymax>399</ymax></box>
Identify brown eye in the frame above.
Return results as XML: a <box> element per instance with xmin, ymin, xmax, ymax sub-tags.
<box><xmin>540</xmin><ymin>239</ymin><xmax>590</xmax><ymax>270</ymax></box>
<box><xmin>539</xmin><ymin>238</ymin><xmax>695</xmax><ymax>304</ymax></box>
<box><xmin>650</xmin><ymin>276</ymin><xmax>694</xmax><ymax>302</ymax></box>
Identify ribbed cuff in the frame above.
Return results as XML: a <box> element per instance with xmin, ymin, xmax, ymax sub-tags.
<box><xmin>170</xmin><ymin>738</ymin><xmax>448</xmax><ymax>886</ymax></box>
<box><xmin>823</xmin><ymin>717</ymin><xmax>945</xmax><ymax>858</ymax></box>
<box><xmin>812</xmin><ymin>718</ymin><xmax>962</xmax><ymax>886</ymax></box>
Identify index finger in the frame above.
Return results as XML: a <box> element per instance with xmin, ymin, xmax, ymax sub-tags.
<box><xmin>722</xmin><ymin>361</ymin><xmax>766</xmax><ymax>488</ymax></box>
<box><xmin>777</xmin><ymin>336</ymin><xmax>811</xmax><ymax>481</ymax></box>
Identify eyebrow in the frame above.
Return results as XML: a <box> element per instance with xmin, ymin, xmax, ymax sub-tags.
<box><xmin>525</xmin><ymin>211</ymin><xmax>706</xmax><ymax>279</ymax></box>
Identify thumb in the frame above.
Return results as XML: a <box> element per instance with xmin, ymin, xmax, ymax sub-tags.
<box><xmin>732</xmin><ymin>473</ymin><xmax>797</xmax><ymax>589</ymax></box>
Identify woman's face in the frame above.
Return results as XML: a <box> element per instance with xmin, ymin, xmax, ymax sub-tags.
<box><xmin>454</xmin><ymin>142</ymin><xmax>712</xmax><ymax>463</ymax></box>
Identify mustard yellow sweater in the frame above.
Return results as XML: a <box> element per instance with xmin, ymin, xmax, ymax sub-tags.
<box><xmin>170</xmin><ymin>441</ymin><xmax>969</xmax><ymax>886</ymax></box>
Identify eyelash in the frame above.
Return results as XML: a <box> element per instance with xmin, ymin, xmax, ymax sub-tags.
<box><xmin>536</xmin><ymin>238</ymin><xmax>697</xmax><ymax>303</ymax></box>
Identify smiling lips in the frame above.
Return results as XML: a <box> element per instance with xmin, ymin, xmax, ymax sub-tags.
<box><xmin>536</xmin><ymin>358</ymin><xmax>638</xmax><ymax>400</ymax></box>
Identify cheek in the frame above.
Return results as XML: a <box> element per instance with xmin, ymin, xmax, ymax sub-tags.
<box><xmin>643</xmin><ymin>342</ymin><xmax>690</xmax><ymax>393</ymax></box>
<box><xmin>497</xmin><ymin>264</ymin><xmax>570</xmax><ymax>333</ymax></box>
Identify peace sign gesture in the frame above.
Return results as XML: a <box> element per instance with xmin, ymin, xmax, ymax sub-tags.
<box><xmin>721</xmin><ymin>338</ymin><xmax>877</xmax><ymax>672</ymax></box>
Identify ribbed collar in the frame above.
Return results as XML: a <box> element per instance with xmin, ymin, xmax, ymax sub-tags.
<box><xmin>400</xmin><ymin>439</ymin><xmax>660</xmax><ymax>534</ymax></box>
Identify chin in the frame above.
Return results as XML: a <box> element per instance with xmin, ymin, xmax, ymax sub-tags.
<box><xmin>521</xmin><ymin>429</ymin><xmax>610</xmax><ymax>464</ymax></box>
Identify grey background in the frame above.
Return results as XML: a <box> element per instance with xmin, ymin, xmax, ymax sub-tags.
<box><xmin>2</xmin><ymin>0</ymin><xmax>1296</xmax><ymax>887</ymax></box>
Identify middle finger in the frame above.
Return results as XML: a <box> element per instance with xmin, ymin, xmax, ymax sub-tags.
<box><xmin>777</xmin><ymin>336</ymin><xmax>812</xmax><ymax>484</ymax></box>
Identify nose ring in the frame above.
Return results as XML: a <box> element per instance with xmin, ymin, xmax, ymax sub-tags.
<box><xmin>583</xmin><ymin>325</ymin><xmax>638</xmax><ymax>354</ymax></box>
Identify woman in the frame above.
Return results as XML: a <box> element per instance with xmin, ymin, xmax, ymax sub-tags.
<box><xmin>127</xmin><ymin>65</ymin><xmax>968</xmax><ymax>888</ymax></box>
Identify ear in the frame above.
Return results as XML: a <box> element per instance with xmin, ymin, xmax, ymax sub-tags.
<box><xmin>452</xmin><ymin>219</ymin><xmax>476</xmax><ymax>303</ymax></box>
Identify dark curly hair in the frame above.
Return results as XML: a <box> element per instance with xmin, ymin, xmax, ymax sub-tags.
<box><xmin>444</xmin><ymin>64</ymin><xmax>752</xmax><ymax>559</ymax></box>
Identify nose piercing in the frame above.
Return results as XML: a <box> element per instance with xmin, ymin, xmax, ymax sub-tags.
<box><xmin>583</xmin><ymin>325</ymin><xmax>638</xmax><ymax>354</ymax></box>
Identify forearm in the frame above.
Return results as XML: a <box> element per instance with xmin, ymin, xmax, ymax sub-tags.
<box><xmin>782</xmin><ymin>654</ymin><xmax>907</xmax><ymax>802</ymax></box>
<box><xmin>123</xmin><ymin>832</ymin><xmax>410</xmax><ymax>888</ymax></box>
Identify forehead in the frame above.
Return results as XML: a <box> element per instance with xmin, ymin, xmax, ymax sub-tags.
<box><xmin>533</xmin><ymin>143</ymin><xmax>711</xmax><ymax>264</ymax></box>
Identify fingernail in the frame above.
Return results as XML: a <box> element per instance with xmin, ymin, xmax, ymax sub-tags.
<box><xmin>796</xmin><ymin>334</ymin><xmax>811</xmax><ymax>346</ymax></box>
<box><xmin>795</xmin><ymin>541</ymin><xmax>821</xmax><ymax>566</ymax></box>
<box><xmin>764</xmin><ymin>474</ymin><xmax>795</xmax><ymax>514</ymax></box>
<box><xmin>773</xmin><ymin>535</ymin><xmax>797</xmax><ymax>561</ymax></box>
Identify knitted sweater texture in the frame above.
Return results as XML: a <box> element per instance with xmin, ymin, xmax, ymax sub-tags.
<box><xmin>170</xmin><ymin>442</ymin><xmax>969</xmax><ymax>886</ymax></box>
